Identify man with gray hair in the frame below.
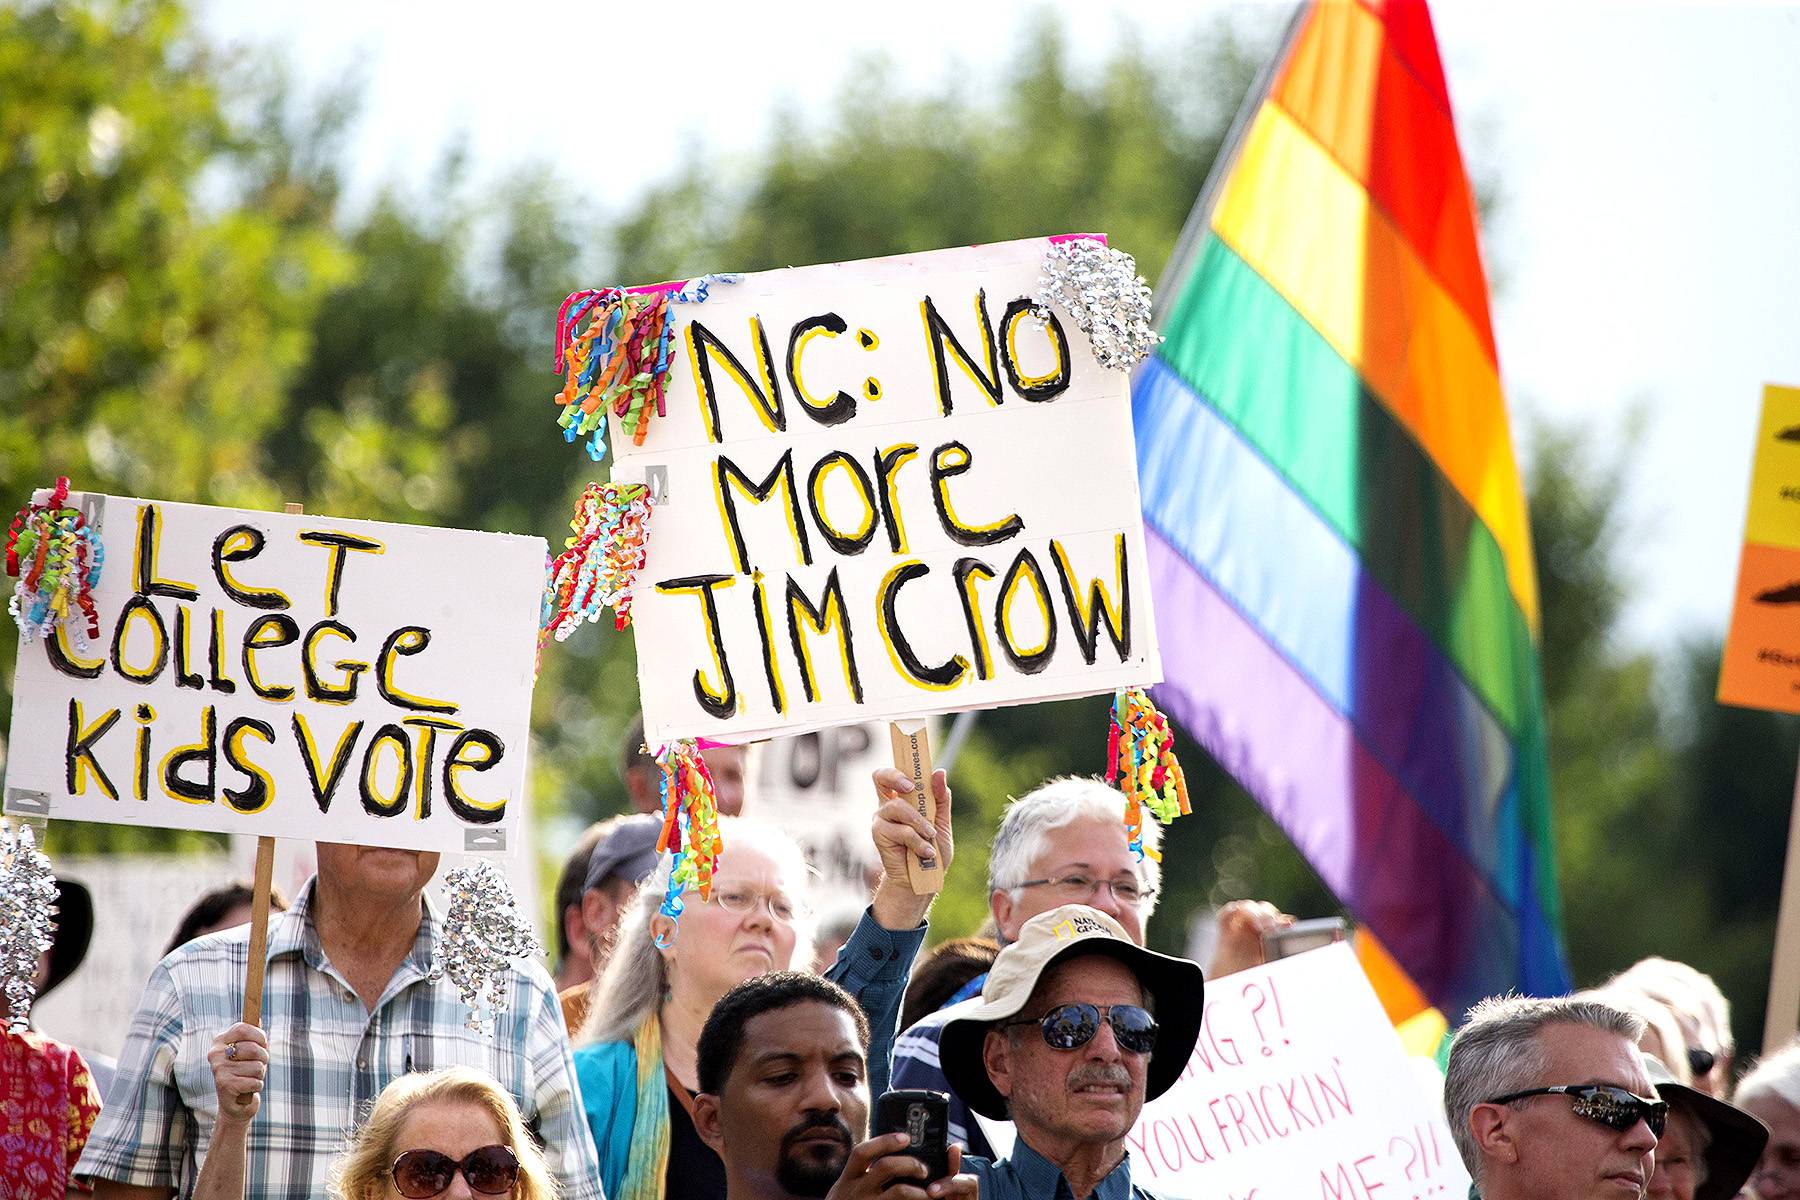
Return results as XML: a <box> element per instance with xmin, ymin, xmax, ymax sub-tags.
<box><xmin>886</xmin><ymin>772</ymin><xmax>1286</xmax><ymax>1155</ymax></box>
<box><xmin>1444</xmin><ymin>994</ymin><xmax>1662</xmax><ymax>1199</ymax></box>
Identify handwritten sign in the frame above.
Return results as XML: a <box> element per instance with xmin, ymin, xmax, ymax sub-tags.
<box><xmin>611</xmin><ymin>237</ymin><xmax>1160</xmax><ymax>744</ymax></box>
<box><xmin>976</xmin><ymin>944</ymin><xmax>1470</xmax><ymax>1200</ymax></box>
<box><xmin>1720</xmin><ymin>384</ymin><xmax>1800</xmax><ymax>713</ymax></box>
<box><xmin>4</xmin><ymin>494</ymin><xmax>544</xmax><ymax>854</ymax></box>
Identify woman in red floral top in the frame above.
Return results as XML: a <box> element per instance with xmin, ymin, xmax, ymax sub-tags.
<box><xmin>3</xmin><ymin>1024</ymin><xmax>103</xmax><ymax>1199</ymax></box>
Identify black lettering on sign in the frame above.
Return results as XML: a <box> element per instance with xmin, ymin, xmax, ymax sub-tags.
<box><xmin>786</xmin><ymin>567</ymin><xmax>864</xmax><ymax>705</ymax></box>
<box><xmin>404</xmin><ymin>716</ymin><xmax>462</xmax><ymax>821</ymax></box>
<box><xmin>929</xmin><ymin>441</ymin><xmax>1024</xmax><ymax>547</ymax></box>
<box><xmin>297</xmin><ymin>530</ymin><xmax>383</xmax><ymax>619</ymax></box>
<box><xmin>376</xmin><ymin>626</ymin><xmax>457</xmax><ymax>714</ymax></box>
<box><xmin>293</xmin><ymin>714</ymin><xmax>363</xmax><ymax>814</ymax></box>
<box><xmin>953</xmin><ymin>557</ymin><xmax>997</xmax><ymax>680</ymax></box>
<box><xmin>359</xmin><ymin>723</ymin><xmax>413</xmax><ymax>817</ymax></box>
<box><xmin>66</xmin><ymin>699</ymin><xmax>120</xmax><ymax>799</ymax></box>
<box><xmin>172</xmin><ymin>605</ymin><xmax>205</xmax><ymax>689</ymax></box>
<box><xmin>46</xmin><ymin>623</ymin><xmax>104</xmax><ymax>680</ymax></box>
<box><xmin>806</xmin><ymin>451</ymin><xmax>879</xmax><ymax>557</ymax></box>
<box><xmin>303</xmin><ymin>620</ymin><xmax>368</xmax><ymax>704</ymax></box>
<box><xmin>221</xmin><ymin>717</ymin><xmax>277</xmax><ymax>814</ymax></box>
<box><xmin>689</xmin><ymin>316</ymin><xmax>787</xmax><ymax>444</ymax></box>
<box><xmin>749</xmin><ymin>571</ymin><xmax>788</xmax><ymax>714</ymax></box>
<box><xmin>444</xmin><ymin>729</ymin><xmax>507</xmax><ymax>824</ymax></box>
<box><xmin>133</xmin><ymin>704</ymin><xmax>155</xmax><ymax>802</ymax></box>
<box><xmin>160</xmin><ymin>705</ymin><xmax>218</xmax><ymax>804</ymax></box>
<box><xmin>133</xmin><ymin>504</ymin><xmax>199</xmax><ymax>600</ymax></box>
<box><xmin>786</xmin><ymin>313</ymin><xmax>857</xmax><ymax>427</ymax></box>
<box><xmin>876</xmin><ymin>561</ymin><xmax>967</xmax><ymax>691</ymax></box>
<box><xmin>1050</xmin><ymin>535</ymin><xmax>1132</xmax><ymax>664</ymax></box>
<box><xmin>872</xmin><ymin>444</ymin><xmax>920</xmax><ymax>555</ymax></box>
<box><xmin>242</xmin><ymin>614</ymin><xmax>299</xmax><ymax>702</ymax></box>
<box><xmin>211</xmin><ymin>525</ymin><xmax>291</xmax><ymax>610</ymax></box>
<box><xmin>920</xmin><ymin>291</ymin><xmax>1002</xmax><ymax>416</ymax></box>
<box><xmin>994</xmin><ymin>548</ymin><xmax>1057</xmax><ymax>675</ymax></box>
<box><xmin>656</xmin><ymin>574</ymin><xmax>740</xmax><ymax>720</ymax></box>
<box><xmin>999</xmin><ymin>298</ymin><xmax>1072</xmax><ymax>403</ymax></box>
<box><xmin>111</xmin><ymin>594</ymin><xmax>170</xmax><ymax>684</ymax></box>
<box><xmin>208</xmin><ymin>608</ymin><xmax>237</xmax><ymax>694</ymax></box>
<box><xmin>715</xmin><ymin>450</ymin><xmax>813</xmax><ymax>574</ymax></box>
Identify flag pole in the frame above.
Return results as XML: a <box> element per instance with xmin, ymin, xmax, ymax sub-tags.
<box><xmin>1153</xmin><ymin>2</ymin><xmax>1309</xmax><ymax>325</ymax></box>
<box><xmin>1764</xmin><ymin>752</ymin><xmax>1800</xmax><ymax>1050</ymax></box>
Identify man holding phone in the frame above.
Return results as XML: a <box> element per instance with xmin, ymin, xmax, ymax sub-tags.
<box><xmin>692</xmin><ymin>972</ymin><xmax>980</xmax><ymax>1200</ymax></box>
<box><xmin>934</xmin><ymin>905</ymin><xmax>1205</xmax><ymax>1200</ymax></box>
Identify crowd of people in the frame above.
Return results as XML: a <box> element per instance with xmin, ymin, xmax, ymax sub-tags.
<box><xmin>5</xmin><ymin>719</ymin><xmax>1799</xmax><ymax>1200</ymax></box>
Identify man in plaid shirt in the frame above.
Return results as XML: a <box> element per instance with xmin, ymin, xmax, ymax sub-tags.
<box><xmin>76</xmin><ymin>844</ymin><xmax>602</xmax><ymax>1200</ymax></box>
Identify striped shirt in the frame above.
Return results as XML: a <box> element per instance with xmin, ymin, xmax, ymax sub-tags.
<box><xmin>75</xmin><ymin>878</ymin><xmax>602</xmax><ymax>1200</ymax></box>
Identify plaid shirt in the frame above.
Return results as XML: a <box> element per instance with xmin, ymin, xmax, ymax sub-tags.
<box><xmin>75</xmin><ymin>878</ymin><xmax>602</xmax><ymax>1200</ymax></box>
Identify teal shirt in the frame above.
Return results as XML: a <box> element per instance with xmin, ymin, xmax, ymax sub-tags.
<box><xmin>964</xmin><ymin>1137</ymin><xmax>1175</xmax><ymax>1200</ymax></box>
<box><xmin>573</xmin><ymin>908</ymin><xmax>925</xmax><ymax>1198</ymax></box>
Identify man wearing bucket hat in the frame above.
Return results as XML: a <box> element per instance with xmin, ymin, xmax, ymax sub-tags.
<box><xmin>935</xmin><ymin>904</ymin><xmax>1205</xmax><ymax>1200</ymax></box>
<box><xmin>1644</xmin><ymin>1054</ymin><xmax>1766</xmax><ymax>1200</ymax></box>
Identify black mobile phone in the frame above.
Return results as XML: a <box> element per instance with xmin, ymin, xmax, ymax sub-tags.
<box><xmin>872</xmin><ymin>1089</ymin><xmax>950</xmax><ymax>1187</ymax></box>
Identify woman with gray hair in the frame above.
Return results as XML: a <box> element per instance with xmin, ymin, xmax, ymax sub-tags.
<box><xmin>572</xmin><ymin>771</ymin><xmax>955</xmax><ymax>1200</ymax></box>
<box><xmin>1735</xmin><ymin>1041</ymin><xmax>1800</xmax><ymax>1200</ymax></box>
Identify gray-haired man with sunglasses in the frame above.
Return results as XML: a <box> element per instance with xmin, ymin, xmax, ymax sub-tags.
<box><xmin>1445</xmin><ymin>994</ymin><xmax>1663</xmax><ymax>1200</ymax></box>
<box><xmin>935</xmin><ymin>905</ymin><xmax>1205</xmax><ymax>1200</ymax></box>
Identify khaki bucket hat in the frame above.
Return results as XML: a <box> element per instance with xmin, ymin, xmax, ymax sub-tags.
<box><xmin>938</xmin><ymin>905</ymin><xmax>1205</xmax><ymax>1120</ymax></box>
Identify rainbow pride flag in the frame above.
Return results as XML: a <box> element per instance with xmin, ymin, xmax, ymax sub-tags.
<box><xmin>1136</xmin><ymin>0</ymin><xmax>1569</xmax><ymax>1016</ymax></box>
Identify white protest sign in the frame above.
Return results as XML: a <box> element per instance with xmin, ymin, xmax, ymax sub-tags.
<box><xmin>612</xmin><ymin>236</ymin><xmax>1160</xmax><ymax>745</ymax></box>
<box><xmin>4</xmin><ymin>494</ymin><xmax>544</xmax><ymax>854</ymax></box>
<box><xmin>977</xmin><ymin>943</ymin><xmax>1470</xmax><ymax>1200</ymax></box>
<box><xmin>747</xmin><ymin>721</ymin><xmax>927</xmax><ymax>910</ymax></box>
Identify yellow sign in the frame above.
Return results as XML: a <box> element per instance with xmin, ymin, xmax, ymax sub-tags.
<box><xmin>1720</xmin><ymin>385</ymin><xmax>1800</xmax><ymax>713</ymax></box>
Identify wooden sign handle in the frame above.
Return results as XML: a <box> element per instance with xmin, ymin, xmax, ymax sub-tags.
<box><xmin>233</xmin><ymin>500</ymin><xmax>303</xmax><ymax>1103</ymax></box>
<box><xmin>1765</xmin><ymin>753</ymin><xmax>1800</xmax><ymax>1050</ymax></box>
<box><xmin>889</xmin><ymin>719</ymin><xmax>943</xmax><ymax>895</ymax></box>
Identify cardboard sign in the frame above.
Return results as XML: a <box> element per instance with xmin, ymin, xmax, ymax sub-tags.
<box><xmin>1721</xmin><ymin>384</ymin><xmax>1800</xmax><ymax>712</ymax></box>
<box><xmin>612</xmin><ymin>236</ymin><xmax>1161</xmax><ymax>744</ymax></box>
<box><xmin>976</xmin><ymin>944</ymin><xmax>1471</xmax><ymax>1199</ymax></box>
<box><xmin>4</xmin><ymin>494</ymin><xmax>544</xmax><ymax>854</ymax></box>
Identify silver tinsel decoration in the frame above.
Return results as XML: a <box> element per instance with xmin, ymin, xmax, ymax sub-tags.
<box><xmin>428</xmin><ymin>861</ymin><xmax>543</xmax><ymax>1035</ymax></box>
<box><xmin>1032</xmin><ymin>239</ymin><xmax>1162</xmax><ymax>372</ymax></box>
<box><xmin>0</xmin><ymin>824</ymin><xmax>58</xmax><ymax>1033</ymax></box>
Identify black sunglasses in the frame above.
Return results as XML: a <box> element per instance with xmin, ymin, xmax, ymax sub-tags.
<box><xmin>390</xmin><ymin>1145</ymin><xmax>521</xmax><ymax>1199</ymax></box>
<box><xmin>1002</xmin><ymin>1003</ymin><xmax>1159</xmax><ymax>1054</ymax></box>
<box><xmin>1485</xmin><ymin>1085</ymin><xmax>1667</xmax><ymax>1138</ymax></box>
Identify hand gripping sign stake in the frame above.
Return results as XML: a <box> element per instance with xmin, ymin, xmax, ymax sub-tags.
<box><xmin>889</xmin><ymin>719</ymin><xmax>943</xmax><ymax>895</ymax></box>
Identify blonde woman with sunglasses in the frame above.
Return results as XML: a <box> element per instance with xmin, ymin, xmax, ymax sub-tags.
<box><xmin>195</xmin><ymin>1052</ymin><xmax>555</xmax><ymax>1200</ymax></box>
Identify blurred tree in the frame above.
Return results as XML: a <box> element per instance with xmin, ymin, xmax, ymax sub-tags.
<box><xmin>0</xmin><ymin>0</ymin><xmax>351</xmax><ymax>848</ymax></box>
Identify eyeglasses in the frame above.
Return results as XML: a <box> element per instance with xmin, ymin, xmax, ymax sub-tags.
<box><xmin>390</xmin><ymin>1145</ymin><xmax>521</xmax><ymax>1198</ymax></box>
<box><xmin>1002</xmin><ymin>1003</ymin><xmax>1159</xmax><ymax>1054</ymax></box>
<box><xmin>1012</xmin><ymin>873</ymin><xmax>1155</xmax><ymax>907</ymax></box>
<box><xmin>709</xmin><ymin>884</ymin><xmax>808</xmax><ymax>924</ymax></box>
<box><xmin>1485</xmin><ymin>1085</ymin><xmax>1668</xmax><ymax>1138</ymax></box>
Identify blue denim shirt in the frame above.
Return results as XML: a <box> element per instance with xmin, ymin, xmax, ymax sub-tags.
<box><xmin>965</xmin><ymin>1136</ymin><xmax>1175</xmax><ymax>1200</ymax></box>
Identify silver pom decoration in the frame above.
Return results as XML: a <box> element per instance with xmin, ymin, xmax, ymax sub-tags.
<box><xmin>1032</xmin><ymin>238</ymin><xmax>1162</xmax><ymax>372</ymax></box>
<box><xmin>0</xmin><ymin>824</ymin><xmax>58</xmax><ymax>1033</ymax></box>
<box><xmin>429</xmin><ymin>861</ymin><xmax>544</xmax><ymax>1035</ymax></box>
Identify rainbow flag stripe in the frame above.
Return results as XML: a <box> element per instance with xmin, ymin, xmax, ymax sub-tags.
<box><xmin>1137</xmin><ymin>0</ymin><xmax>1569</xmax><ymax>1014</ymax></box>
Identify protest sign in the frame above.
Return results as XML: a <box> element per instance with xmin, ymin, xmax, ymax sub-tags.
<box><xmin>4</xmin><ymin>493</ymin><xmax>544</xmax><ymax>855</ymax></box>
<box><xmin>1720</xmin><ymin>384</ymin><xmax>1800</xmax><ymax>713</ymax></box>
<box><xmin>609</xmin><ymin>236</ymin><xmax>1161</xmax><ymax>745</ymax></box>
<box><xmin>976</xmin><ymin>943</ymin><xmax>1470</xmax><ymax>1200</ymax></box>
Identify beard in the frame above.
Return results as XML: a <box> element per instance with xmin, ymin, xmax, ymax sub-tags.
<box><xmin>775</xmin><ymin>1113</ymin><xmax>855</xmax><ymax>1198</ymax></box>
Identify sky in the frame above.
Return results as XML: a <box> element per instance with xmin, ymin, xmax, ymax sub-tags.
<box><xmin>197</xmin><ymin>0</ymin><xmax>1800</xmax><ymax>655</ymax></box>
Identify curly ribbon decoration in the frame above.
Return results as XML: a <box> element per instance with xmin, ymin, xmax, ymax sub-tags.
<box><xmin>1032</xmin><ymin>238</ymin><xmax>1161</xmax><ymax>372</ymax></box>
<box><xmin>6</xmin><ymin>477</ymin><xmax>105</xmax><ymax>649</ymax></box>
<box><xmin>551</xmin><ymin>275</ymin><xmax>742</xmax><ymax>462</ymax></box>
<box><xmin>1106</xmin><ymin>687</ymin><xmax>1191</xmax><ymax>862</ymax></box>
<box><xmin>536</xmin><ymin>482</ymin><xmax>654</xmax><ymax>672</ymax></box>
<box><xmin>651</xmin><ymin>739</ymin><xmax>723</xmax><ymax>947</ymax></box>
